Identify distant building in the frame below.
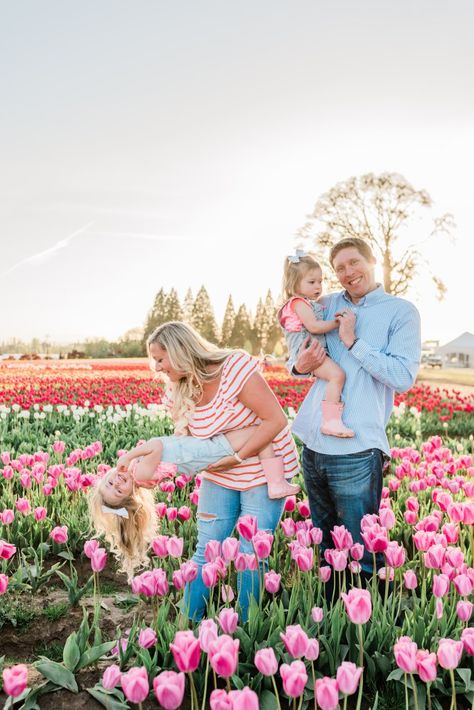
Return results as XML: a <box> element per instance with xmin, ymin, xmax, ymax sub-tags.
<box><xmin>436</xmin><ymin>332</ymin><xmax>474</xmax><ymax>368</ymax></box>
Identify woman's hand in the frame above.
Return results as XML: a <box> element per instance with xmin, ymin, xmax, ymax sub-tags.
<box><xmin>116</xmin><ymin>454</ymin><xmax>133</xmax><ymax>472</ymax></box>
<box><xmin>206</xmin><ymin>455</ymin><xmax>240</xmax><ymax>473</ymax></box>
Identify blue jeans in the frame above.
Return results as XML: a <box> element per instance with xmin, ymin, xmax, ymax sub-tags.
<box><xmin>302</xmin><ymin>447</ymin><xmax>384</xmax><ymax>573</ymax></box>
<box><xmin>183</xmin><ymin>479</ymin><xmax>285</xmax><ymax>622</ymax></box>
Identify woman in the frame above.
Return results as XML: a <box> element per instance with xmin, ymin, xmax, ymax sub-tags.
<box><xmin>148</xmin><ymin>321</ymin><xmax>300</xmax><ymax>621</ymax></box>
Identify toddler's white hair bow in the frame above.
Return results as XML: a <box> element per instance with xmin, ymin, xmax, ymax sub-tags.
<box><xmin>287</xmin><ymin>249</ymin><xmax>307</xmax><ymax>264</ymax></box>
<box><xmin>102</xmin><ymin>505</ymin><xmax>129</xmax><ymax>519</ymax></box>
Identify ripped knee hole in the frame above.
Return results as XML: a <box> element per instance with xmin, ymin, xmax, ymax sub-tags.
<box><xmin>198</xmin><ymin>512</ymin><xmax>217</xmax><ymax>520</ymax></box>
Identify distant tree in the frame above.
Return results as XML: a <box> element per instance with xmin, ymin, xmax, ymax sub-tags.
<box><xmin>220</xmin><ymin>295</ymin><xmax>236</xmax><ymax>347</ymax></box>
<box><xmin>192</xmin><ymin>286</ymin><xmax>219</xmax><ymax>343</ymax></box>
<box><xmin>117</xmin><ymin>328</ymin><xmax>145</xmax><ymax>357</ymax></box>
<box><xmin>252</xmin><ymin>297</ymin><xmax>267</xmax><ymax>353</ymax></box>
<box><xmin>230</xmin><ymin>304</ymin><xmax>253</xmax><ymax>350</ymax></box>
<box><xmin>183</xmin><ymin>288</ymin><xmax>194</xmax><ymax>324</ymax></box>
<box><xmin>83</xmin><ymin>339</ymin><xmax>113</xmax><ymax>358</ymax></box>
<box><xmin>143</xmin><ymin>288</ymin><xmax>167</xmax><ymax>343</ymax></box>
<box><xmin>263</xmin><ymin>290</ymin><xmax>283</xmax><ymax>354</ymax></box>
<box><xmin>297</xmin><ymin>172</ymin><xmax>455</xmax><ymax>299</ymax></box>
<box><xmin>165</xmin><ymin>288</ymin><xmax>184</xmax><ymax>322</ymax></box>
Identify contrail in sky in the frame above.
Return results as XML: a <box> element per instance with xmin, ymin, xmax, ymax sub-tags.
<box><xmin>1</xmin><ymin>225</ymin><xmax>192</xmax><ymax>278</ymax></box>
<box><xmin>1</xmin><ymin>221</ymin><xmax>95</xmax><ymax>277</ymax></box>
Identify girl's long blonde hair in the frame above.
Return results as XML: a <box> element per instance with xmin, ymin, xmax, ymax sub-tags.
<box><xmin>88</xmin><ymin>471</ymin><xmax>158</xmax><ymax>580</ymax></box>
<box><xmin>147</xmin><ymin>321</ymin><xmax>233</xmax><ymax>434</ymax></box>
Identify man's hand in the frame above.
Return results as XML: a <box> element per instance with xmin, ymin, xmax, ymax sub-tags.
<box><xmin>294</xmin><ymin>337</ymin><xmax>326</xmax><ymax>374</ymax></box>
<box><xmin>335</xmin><ymin>309</ymin><xmax>357</xmax><ymax>348</ymax></box>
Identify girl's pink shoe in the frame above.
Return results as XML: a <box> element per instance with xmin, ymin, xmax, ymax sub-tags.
<box><xmin>320</xmin><ymin>401</ymin><xmax>354</xmax><ymax>438</ymax></box>
<box><xmin>261</xmin><ymin>457</ymin><xmax>300</xmax><ymax>499</ymax></box>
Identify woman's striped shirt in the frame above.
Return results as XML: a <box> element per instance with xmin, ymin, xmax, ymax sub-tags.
<box><xmin>187</xmin><ymin>351</ymin><xmax>299</xmax><ymax>491</ymax></box>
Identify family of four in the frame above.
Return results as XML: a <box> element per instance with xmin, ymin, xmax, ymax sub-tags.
<box><xmin>89</xmin><ymin>237</ymin><xmax>421</xmax><ymax>621</ymax></box>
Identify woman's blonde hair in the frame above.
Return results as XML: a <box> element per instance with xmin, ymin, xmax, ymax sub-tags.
<box><xmin>147</xmin><ymin>321</ymin><xmax>233</xmax><ymax>434</ymax></box>
<box><xmin>88</xmin><ymin>471</ymin><xmax>158</xmax><ymax>580</ymax></box>
<box><xmin>282</xmin><ymin>253</ymin><xmax>322</xmax><ymax>300</ymax></box>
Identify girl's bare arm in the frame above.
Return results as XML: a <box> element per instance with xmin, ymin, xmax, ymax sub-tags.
<box><xmin>294</xmin><ymin>301</ymin><xmax>339</xmax><ymax>335</ymax></box>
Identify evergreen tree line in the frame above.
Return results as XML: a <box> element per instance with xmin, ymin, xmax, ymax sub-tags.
<box><xmin>143</xmin><ymin>286</ymin><xmax>284</xmax><ymax>356</ymax></box>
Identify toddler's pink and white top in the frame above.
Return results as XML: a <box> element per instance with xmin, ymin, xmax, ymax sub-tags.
<box><xmin>187</xmin><ymin>351</ymin><xmax>299</xmax><ymax>491</ymax></box>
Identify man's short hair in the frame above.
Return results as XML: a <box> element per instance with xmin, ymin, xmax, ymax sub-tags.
<box><xmin>329</xmin><ymin>238</ymin><xmax>375</xmax><ymax>267</ymax></box>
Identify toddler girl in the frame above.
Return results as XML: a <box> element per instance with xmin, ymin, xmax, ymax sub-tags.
<box><xmin>88</xmin><ymin>426</ymin><xmax>299</xmax><ymax>577</ymax></box>
<box><xmin>278</xmin><ymin>250</ymin><xmax>354</xmax><ymax>437</ymax></box>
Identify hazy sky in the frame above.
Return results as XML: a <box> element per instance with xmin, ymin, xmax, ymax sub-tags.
<box><xmin>1</xmin><ymin>0</ymin><xmax>473</xmax><ymax>346</ymax></box>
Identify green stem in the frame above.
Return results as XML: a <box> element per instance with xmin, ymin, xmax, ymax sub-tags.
<box><xmin>449</xmin><ymin>668</ymin><xmax>458</xmax><ymax>710</ymax></box>
<box><xmin>404</xmin><ymin>673</ymin><xmax>409</xmax><ymax>710</ymax></box>
<box><xmin>427</xmin><ymin>683</ymin><xmax>432</xmax><ymax>710</ymax></box>
<box><xmin>271</xmin><ymin>675</ymin><xmax>283</xmax><ymax>710</ymax></box>
<box><xmin>410</xmin><ymin>673</ymin><xmax>420</xmax><ymax>710</ymax></box>
<box><xmin>355</xmin><ymin>624</ymin><xmax>364</xmax><ymax>710</ymax></box>
<box><xmin>201</xmin><ymin>655</ymin><xmax>210</xmax><ymax>710</ymax></box>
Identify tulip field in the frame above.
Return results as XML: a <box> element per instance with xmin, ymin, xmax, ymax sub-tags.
<box><xmin>0</xmin><ymin>359</ymin><xmax>474</xmax><ymax>709</ymax></box>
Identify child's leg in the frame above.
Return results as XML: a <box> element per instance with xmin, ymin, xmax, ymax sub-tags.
<box><xmin>224</xmin><ymin>428</ymin><xmax>300</xmax><ymax>499</ymax></box>
<box><xmin>313</xmin><ymin>359</ymin><xmax>354</xmax><ymax>438</ymax></box>
<box><xmin>312</xmin><ymin>358</ymin><xmax>345</xmax><ymax>403</ymax></box>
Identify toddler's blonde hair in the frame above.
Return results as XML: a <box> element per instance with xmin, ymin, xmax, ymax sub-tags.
<box><xmin>88</xmin><ymin>470</ymin><xmax>158</xmax><ymax>580</ymax></box>
<box><xmin>147</xmin><ymin>321</ymin><xmax>233</xmax><ymax>435</ymax></box>
<box><xmin>282</xmin><ymin>252</ymin><xmax>322</xmax><ymax>300</ymax></box>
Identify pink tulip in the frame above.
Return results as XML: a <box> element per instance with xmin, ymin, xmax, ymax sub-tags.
<box><xmin>0</xmin><ymin>540</ymin><xmax>16</xmax><ymax>560</ymax></box>
<box><xmin>202</xmin><ymin>562</ymin><xmax>219</xmax><ymax>588</ymax></box>
<box><xmin>361</xmin><ymin>524</ymin><xmax>388</xmax><ymax>553</ymax></box>
<box><xmin>311</xmin><ymin>606</ymin><xmax>324</xmax><ymax>623</ymax></box>
<box><xmin>251</xmin><ymin>530</ymin><xmax>273</xmax><ymax>559</ymax></box>
<box><xmin>331</xmin><ymin>525</ymin><xmax>353</xmax><ymax>550</ymax></box>
<box><xmin>319</xmin><ymin>566</ymin><xmax>332</xmax><ymax>583</ymax></box>
<box><xmin>33</xmin><ymin>506</ymin><xmax>47</xmax><ymax>521</ymax></box>
<box><xmin>2</xmin><ymin>664</ymin><xmax>28</xmax><ymax>697</ymax></box>
<box><xmin>234</xmin><ymin>553</ymin><xmax>248</xmax><ymax>571</ymax></box>
<box><xmin>83</xmin><ymin>539</ymin><xmax>99</xmax><ymax>559</ymax></box>
<box><xmin>172</xmin><ymin>570</ymin><xmax>185</xmax><ymax>591</ymax></box>
<box><xmin>236</xmin><ymin>515</ymin><xmax>258</xmax><ymax>541</ymax></box>
<box><xmin>284</xmin><ymin>495</ymin><xmax>296</xmax><ymax>512</ymax></box>
<box><xmin>210</xmin><ymin>688</ymin><xmax>233</xmax><ymax>709</ymax></box>
<box><xmin>341</xmin><ymin>588</ymin><xmax>372</xmax><ymax>624</ymax></box>
<box><xmin>294</xmin><ymin>546</ymin><xmax>314</xmax><ymax>572</ymax></box>
<box><xmin>52</xmin><ymin>440</ymin><xmax>66</xmax><ymax>453</ymax></box>
<box><xmin>229</xmin><ymin>686</ymin><xmax>259</xmax><ymax>709</ymax></box>
<box><xmin>218</xmin><ymin>608</ymin><xmax>238</xmax><ymax>635</ymax></box>
<box><xmin>166</xmin><ymin>536</ymin><xmax>184</xmax><ymax>558</ymax></box>
<box><xmin>437</xmin><ymin>639</ymin><xmax>463</xmax><ymax>669</ymax></box>
<box><xmin>156</xmin><ymin>502</ymin><xmax>168</xmax><ymax>517</ymax></box>
<box><xmin>90</xmin><ymin>548</ymin><xmax>107</xmax><ymax>573</ymax></box>
<box><xmin>453</xmin><ymin>574</ymin><xmax>473</xmax><ymax>596</ymax></box>
<box><xmin>50</xmin><ymin>525</ymin><xmax>68</xmax><ymax>544</ymax></box>
<box><xmin>432</xmin><ymin>573</ymin><xmax>450</xmax><ymax>598</ymax></box>
<box><xmin>166</xmin><ymin>506</ymin><xmax>178</xmax><ymax>521</ymax></box>
<box><xmin>1</xmin><ymin>509</ymin><xmax>14</xmax><ymax>524</ymax></box>
<box><xmin>208</xmin><ymin>635</ymin><xmax>239</xmax><ymax>678</ymax></box>
<box><xmin>205</xmin><ymin>540</ymin><xmax>222</xmax><ymax>563</ymax></box>
<box><xmin>416</xmin><ymin>650</ymin><xmax>437</xmax><ymax>683</ymax></box>
<box><xmin>178</xmin><ymin>505</ymin><xmax>192</xmax><ymax>521</ymax></box>
<box><xmin>138</xmin><ymin>628</ymin><xmax>157</xmax><ymax>649</ymax></box>
<box><xmin>461</xmin><ymin>628</ymin><xmax>474</xmax><ymax>656</ymax></box>
<box><xmin>280</xmin><ymin>517</ymin><xmax>297</xmax><ymax>537</ymax></box>
<box><xmin>221</xmin><ymin>584</ymin><xmax>235</xmax><ymax>603</ymax></box>
<box><xmin>121</xmin><ymin>666</ymin><xmax>149</xmax><ymax>703</ymax></box>
<box><xmin>350</xmin><ymin>543</ymin><xmax>364</xmax><ymax>561</ymax></box>
<box><xmin>384</xmin><ymin>542</ymin><xmax>406</xmax><ymax>568</ymax></box>
<box><xmin>280</xmin><ymin>624</ymin><xmax>310</xmax><ymax>658</ymax></box>
<box><xmin>337</xmin><ymin>661</ymin><xmax>363</xmax><ymax>695</ymax></box>
<box><xmin>315</xmin><ymin>676</ymin><xmax>339</xmax><ymax>709</ymax></box>
<box><xmin>254</xmin><ymin>648</ymin><xmax>278</xmax><ymax>676</ymax></box>
<box><xmin>305</xmin><ymin>638</ymin><xmax>320</xmax><ymax>661</ymax></box>
<box><xmin>151</xmin><ymin>535</ymin><xmax>169</xmax><ymax>557</ymax></box>
<box><xmin>153</xmin><ymin>671</ymin><xmax>185</xmax><ymax>710</ymax></box>
<box><xmin>170</xmin><ymin>630</ymin><xmax>201</xmax><ymax>672</ymax></box>
<box><xmin>102</xmin><ymin>664</ymin><xmax>122</xmax><ymax>689</ymax></box>
<box><xmin>445</xmin><ymin>546</ymin><xmax>464</xmax><ymax>569</ymax></box>
<box><xmin>379</xmin><ymin>507</ymin><xmax>396</xmax><ymax>530</ymax></box>
<box><xmin>198</xmin><ymin>619</ymin><xmax>219</xmax><ymax>653</ymax></box>
<box><xmin>0</xmin><ymin>573</ymin><xmax>9</xmax><ymax>594</ymax></box>
<box><xmin>457</xmin><ymin>600</ymin><xmax>473</xmax><ymax>622</ymax></box>
<box><xmin>403</xmin><ymin>570</ymin><xmax>418</xmax><ymax>589</ymax></box>
<box><xmin>181</xmin><ymin>560</ymin><xmax>199</xmax><ymax>583</ymax></box>
<box><xmin>297</xmin><ymin>500</ymin><xmax>311</xmax><ymax>517</ymax></box>
<box><xmin>222</xmin><ymin>537</ymin><xmax>240</xmax><ymax>561</ymax></box>
<box><xmin>394</xmin><ymin>636</ymin><xmax>418</xmax><ymax>673</ymax></box>
<box><xmin>264</xmin><ymin>570</ymin><xmax>281</xmax><ymax>593</ymax></box>
<box><xmin>15</xmin><ymin>498</ymin><xmax>31</xmax><ymax>514</ymax></box>
<box><xmin>280</xmin><ymin>660</ymin><xmax>308</xmax><ymax>698</ymax></box>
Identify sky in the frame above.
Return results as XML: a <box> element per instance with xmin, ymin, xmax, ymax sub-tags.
<box><xmin>1</xmin><ymin>0</ymin><xmax>473</xmax><ymax>347</ymax></box>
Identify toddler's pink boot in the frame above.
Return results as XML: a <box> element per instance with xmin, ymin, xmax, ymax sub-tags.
<box><xmin>320</xmin><ymin>401</ymin><xmax>354</xmax><ymax>438</ymax></box>
<box><xmin>261</xmin><ymin>457</ymin><xmax>300</xmax><ymax>499</ymax></box>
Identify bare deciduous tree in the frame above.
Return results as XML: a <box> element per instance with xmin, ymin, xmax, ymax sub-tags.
<box><xmin>297</xmin><ymin>172</ymin><xmax>455</xmax><ymax>299</ymax></box>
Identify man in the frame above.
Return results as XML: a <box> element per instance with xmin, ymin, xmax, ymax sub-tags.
<box><xmin>289</xmin><ymin>237</ymin><xmax>421</xmax><ymax>574</ymax></box>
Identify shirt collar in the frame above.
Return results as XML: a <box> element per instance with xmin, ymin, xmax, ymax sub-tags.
<box><xmin>342</xmin><ymin>284</ymin><xmax>385</xmax><ymax>307</ymax></box>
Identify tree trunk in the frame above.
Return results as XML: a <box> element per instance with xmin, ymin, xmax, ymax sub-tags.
<box><xmin>383</xmin><ymin>249</ymin><xmax>392</xmax><ymax>294</ymax></box>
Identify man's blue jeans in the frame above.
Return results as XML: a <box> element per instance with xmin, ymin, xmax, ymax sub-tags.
<box><xmin>183</xmin><ymin>478</ymin><xmax>285</xmax><ymax>622</ymax></box>
<box><xmin>302</xmin><ymin>447</ymin><xmax>384</xmax><ymax>573</ymax></box>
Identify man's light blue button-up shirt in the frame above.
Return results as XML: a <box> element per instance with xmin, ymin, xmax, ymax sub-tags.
<box><xmin>290</xmin><ymin>286</ymin><xmax>421</xmax><ymax>457</ymax></box>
